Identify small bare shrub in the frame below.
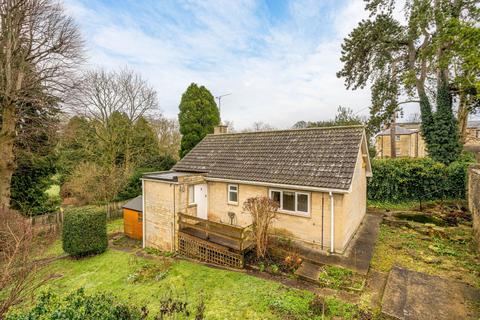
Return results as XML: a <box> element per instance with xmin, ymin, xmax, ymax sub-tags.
<box><xmin>243</xmin><ymin>196</ymin><xmax>279</xmax><ymax>259</ymax></box>
<box><xmin>0</xmin><ymin>208</ymin><xmax>55</xmax><ymax>317</ymax></box>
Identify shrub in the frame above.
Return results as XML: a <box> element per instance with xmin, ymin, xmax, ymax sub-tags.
<box><xmin>62</xmin><ymin>206</ymin><xmax>108</xmax><ymax>257</ymax></box>
<box><xmin>6</xmin><ymin>289</ymin><xmax>146</xmax><ymax>320</ymax></box>
<box><xmin>368</xmin><ymin>154</ymin><xmax>475</xmax><ymax>203</ymax></box>
<box><xmin>243</xmin><ymin>196</ymin><xmax>279</xmax><ymax>259</ymax></box>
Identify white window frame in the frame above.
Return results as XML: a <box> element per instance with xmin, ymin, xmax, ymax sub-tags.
<box><xmin>395</xmin><ymin>135</ymin><xmax>401</xmax><ymax>141</ymax></box>
<box><xmin>228</xmin><ymin>184</ymin><xmax>239</xmax><ymax>205</ymax></box>
<box><xmin>269</xmin><ymin>189</ymin><xmax>310</xmax><ymax>217</ymax></box>
<box><xmin>188</xmin><ymin>185</ymin><xmax>195</xmax><ymax>205</ymax></box>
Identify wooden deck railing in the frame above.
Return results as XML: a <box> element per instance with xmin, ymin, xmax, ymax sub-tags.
<box><xmin>177</xmin><ymin>212</ymin><xmax>253</xmax><ymax>252</ymax></box>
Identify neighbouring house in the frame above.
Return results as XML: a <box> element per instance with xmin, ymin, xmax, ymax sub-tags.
<box><xmin>375</xmin><ymin>121</ymin><xmax>480</xmax><ymax>158</ymax></box>
<box><xmin>122</xmin><ymin>196</ymin><xmax>143</xmax><ymax>240</ymax></box>
<box><xmin>465</xmin><ymin>121</ymin><xmax>480</xmax><ymax>148</ymax></box>
<box><xmin>141</xmin><ymin>126</ymin><xmax>372</xmax><ymax>268</ymax></box>
<box><xmin>375</xmin><ymin>126</ymin><xmax>427</xmax><ymax>158</ymax></box>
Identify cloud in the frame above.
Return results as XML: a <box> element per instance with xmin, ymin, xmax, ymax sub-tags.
<box><xmin>64</xmin><ymin>0</ymin><xmax>373</xmax><ymax>130</ymax></box>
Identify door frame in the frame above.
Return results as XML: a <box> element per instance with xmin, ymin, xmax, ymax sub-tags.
<box><xmin>194</xmin><ymin>183</ymin><xmax>208</xmax><ymax>219</ymax></box>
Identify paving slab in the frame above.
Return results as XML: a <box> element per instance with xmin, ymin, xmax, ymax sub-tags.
<box><xmin>297</xmin><ymin>213</ymin><xmax>383</xmax><ymax>275</ymax></box>
<box><xmin>295</xmin><ymin>261</ymin><xmax>321</xmax><ymax>283</ymax></box>
<box><xmin>382</xmin><ymin>266</ymin><xmax>480</xmax><ymax>320</ymax></box>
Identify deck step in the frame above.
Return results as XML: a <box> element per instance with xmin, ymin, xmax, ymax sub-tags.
<box><xmin>295</xmin><ymin>261</ymin><xmax>321</xmax><ymax>283</ymax></box>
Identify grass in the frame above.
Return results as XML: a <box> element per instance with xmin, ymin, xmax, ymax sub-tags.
<box><xmin>371</xmin><ymin>222</ymin><xmax>480</xmax><ymax>288</ymax></box>
<box><xmin>317</xmin><ymin>266</ymin><xmax>364</xmax><ymax>291</ymax></box>
<box><xmin>368</xmin><ymin>199</ymin><xmax>424</xmax><ymax>211</ymax></box>
<box><xmin>367</xmin><ymin>198</ymin><xmax>466</xmax><ymax>212</ymax></box>
<box><xmin>107</xmin><ymin>218</ymin><xmax>124</xmax><ymax>234</ymax></box>
<box><xmin>36</xmin><ymin>250</ymin><xmax>360</xmax><ymax>320</ymax></box>
<box><xmin>45</xmin><ymin>184</ymin><xmax>60</xmax><ymax>200</ymax></box>
<box><xmin>31</xmin><ymin>218</ymin><xmax>363</xmax><ymax>319</ymax></box>
<box><xmin>41</xmin><ymin>218</ymin><xmax>124</xmax><ymax>260</ymax></box>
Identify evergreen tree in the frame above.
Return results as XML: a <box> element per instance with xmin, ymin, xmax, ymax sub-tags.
<box><xmin>10</xmin><ymin>98</ymin><xmax>60</xmax><ymax>215</ymax></box>
<box><xmin>424</xmin><ymin>76</ymin><xmax>461</xmax><ymax>163</ymax></box>
<box><xmin>178</xmin><ymin>83</ymin><xmax>220</xmax><ymax>158</ymax></box>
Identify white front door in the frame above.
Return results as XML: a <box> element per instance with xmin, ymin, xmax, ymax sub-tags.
<box><xmin>194</xmin><ymin>184</ymin><xmax>208</xmax><ymax>219</ymax></box>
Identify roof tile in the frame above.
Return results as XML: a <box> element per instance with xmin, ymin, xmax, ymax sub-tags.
<box><xmin>173</xmin><ymin>126</ymin><xmax>365</xmax><ymax>190</ymax></box>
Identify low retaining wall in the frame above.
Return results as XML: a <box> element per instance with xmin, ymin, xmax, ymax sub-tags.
<box><xmin>468</xmin><ymin>164</ymin><xmax>480</xmax><ymax>253</ymax></box>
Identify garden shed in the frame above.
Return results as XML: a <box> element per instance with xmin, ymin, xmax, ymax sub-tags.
<box><xmin>122</xmin><ymin>196</ymin><xmax>143</xmax><ymax>240</ymax></box>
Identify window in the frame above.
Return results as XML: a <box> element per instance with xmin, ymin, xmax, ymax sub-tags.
<box><xmin>282</xmin><ymin>191</ymin><xmax>295</xmax><ymax>211</ymax></box>
<box><xmin>395</xmin><ymin>148</ymin><xmax>401</xmax><ymax>156</ymax></box>
<box><xmin>228</xmin><ymin>184</ymin><xmax>238</xmax><ymax>204</ymax></box>
<box><xmin>188</xmin><ymin>185</ymin><xmax>195</xmax><ymax>204</ymax></box>
<box><xmin>395</xmin><ymin>135</ymin><xmax>401</xmax><ymax>141</ymax></box>
<box><xmin>269</xmin><ymin>189</ymin><xmax>310</xmax><ymax>216</ymax></box>
<box><xmin>271</xmin><ymin>190</ymin><xmax>281</xmax><ymax>205</ymax></box>
<box><xmin>137</xmin><ymin>212</ymin><xmax>143</xmax><ymax>223</ymax></box>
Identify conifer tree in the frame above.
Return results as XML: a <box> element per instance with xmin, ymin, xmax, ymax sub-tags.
<box><xmin>178</xmin><ymin>83</ymin><xmax>220</xmax><ymax>158</ymax></box>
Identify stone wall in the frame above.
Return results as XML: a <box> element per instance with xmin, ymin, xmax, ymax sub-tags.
<box><xmin>468</xmin><ymin>164</ymin><xmax>480</xmax><ymax>253</ymax></box>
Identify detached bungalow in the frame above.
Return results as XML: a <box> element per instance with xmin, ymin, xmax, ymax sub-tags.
<box><xmin>141</xmin><ymin>125</ymin><xmax>372</xmax><ymax>268</ymax></box>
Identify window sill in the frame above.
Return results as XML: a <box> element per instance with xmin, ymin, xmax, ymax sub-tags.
<box><xmin>277</xmin><ymin>210</ymin><xmax>310</xmax><ymax>218</ymax></box>
<box><xmin>227</xmin><ymin>201</ymin><xmax>239</xmax><ymax>206</ymax></box>
<box><xmin>188</xmin><ymin>203</ymin><xmax>197</xmax><ymax>208</ymax></box>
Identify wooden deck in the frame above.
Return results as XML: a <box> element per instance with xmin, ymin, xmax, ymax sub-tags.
<box><xmin>177</xmin><ymin>213</ymin><xmax>254</xmax><ymax>268</ymax></box>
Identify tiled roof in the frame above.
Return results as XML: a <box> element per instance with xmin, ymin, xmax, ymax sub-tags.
<box><xmin>173</xmin><ymin>126</ymin><xmax>366</xmax><ymax>190</ymax></box>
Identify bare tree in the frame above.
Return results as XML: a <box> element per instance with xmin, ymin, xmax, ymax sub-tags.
<box><xmin>0</xmin><ymin>207</ymin><xmax>56</xmax><ymax>317</ymax></box>
<box><xmin>243</xmin><ymin>196</ymin><xmax>279</xmax><ymax>259</ymax></box>
<box><xmin>149</xmin><ymin>116</ymin><xmax>181</xmax><ymax>159</ymax></box>
<box><xmin>242</xmin><ymin>121</ymin><xmax>276</xmax><ymax>133</ymax></box>
<box><xmin>73</xmin><ymin>68</ymin><xmax>159</xmax><ymax>123</ymax></box>
<box><xmin>71</xmin><ymin>68</ymin><xmax>159</xmax><ymax>170</ymax></box>
<box><xmin>0</xmin><ymin>0</ymin><xmax>84</xmax><ymax>208</ymax></box>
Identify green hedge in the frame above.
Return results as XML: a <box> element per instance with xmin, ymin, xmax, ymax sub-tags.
<box><xmin>62</xmin><ymin>206</ymin><xmax>108</xmax><ymax>257</ymax></box>
<box><xmin>367</xmin><ymin>154</ymin><xmax>475</xmax><ymax>202</ymax></box>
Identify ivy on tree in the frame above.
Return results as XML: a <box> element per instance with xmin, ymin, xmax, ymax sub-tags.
<box><xmin>178</xmin><ymin>83</ymin><xmax>220</xmax><ymax>158</ymax></box>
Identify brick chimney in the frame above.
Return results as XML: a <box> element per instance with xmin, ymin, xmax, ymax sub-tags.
<box><xmin>214</xmin><ymin>125</ymin><xmax>228</xmax><ymax>134</ymax></box>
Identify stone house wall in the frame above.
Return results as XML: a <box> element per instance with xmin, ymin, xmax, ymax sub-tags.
<box><xmin>468</xmin><ymin>164</ymin><xmax>480</xmax><ymax>253</ymax></box>
<box><xmin>143</xmin><ymin>152</ymin><xmax>368</xmax><ymax>254</ymax></box>
<box><xmin>375</xmin><ymin>133</ymin><xmax>427</xmax><ymax>158</ymax></box>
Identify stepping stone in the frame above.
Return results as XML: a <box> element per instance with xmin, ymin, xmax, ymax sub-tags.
<box><xmin>295</xmin><ymin>261</ymin><xmax>321</xmax><ymax>283</ymax></box>
<box><xmin>382</xmin><ymin>266</ymin><xmax>480</xmax><ymax>320</ymax></box>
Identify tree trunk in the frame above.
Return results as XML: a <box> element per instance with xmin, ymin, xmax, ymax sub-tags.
<box><xmin>457</xmin><ymin>92</ymin><xmax>469</xmax><ymax>145</ymax></box>
<box><xmin>390</xmin><ymin>114</ymin><xmax>396</xmax><ymax>158</ymax></box>
<box><xmin>0</xmin><ymin>104</ymin><xmax>17</xmax><ymax>209</ymax></box>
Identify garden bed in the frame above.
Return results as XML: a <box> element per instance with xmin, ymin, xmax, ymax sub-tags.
<box><xmin>370</xmin><ymin>201</ymin><xmax>480</xmax><ymax>288</ymax></box>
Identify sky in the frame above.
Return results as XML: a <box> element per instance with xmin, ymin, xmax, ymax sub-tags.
<box><xmin>64</xmin><ymin>0</ymin><xmax>411</xmax><ymax>130</ymax></box>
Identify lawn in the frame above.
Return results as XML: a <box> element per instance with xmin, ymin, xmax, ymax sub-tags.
<box><xmin>38</xmin><ymin>250</ymin><xmax>365</xmax><ymax>320</ymax></box>
<box><xmin>32</xmin><ymin>219</ymin><xmax>360</xmax><ymax>320</ymax></box>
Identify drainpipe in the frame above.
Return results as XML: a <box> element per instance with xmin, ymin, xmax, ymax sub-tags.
<box><xmin>142</xmin><ymin>179</ymin><xmax>146</xmax><ymax>248</ymax></box>
<box><xmin>329</xmin><ymin>191</ymin><xmax>334</xmax><ymax>253</ymax></box>
<box><xmin>172</xmin><ymin>184</ymin><xmax>176</xmax><ymax>252</ymax></box>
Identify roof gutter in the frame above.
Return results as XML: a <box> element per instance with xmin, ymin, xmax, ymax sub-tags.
<box><xmin>204</xmin><ymin>177</ymin><xmax>349</xmax><ymax>194</ymax></box>
<box><xmin>141</xmin><ymin>177</ymin><xmax>180</xmax><ymax>184</ymax></box>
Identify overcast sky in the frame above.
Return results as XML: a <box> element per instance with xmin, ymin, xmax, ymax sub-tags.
<box><xmin>64</xmin><ymin>0</ymin><xmax>422</xmax><ymax>130</ymax></box>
